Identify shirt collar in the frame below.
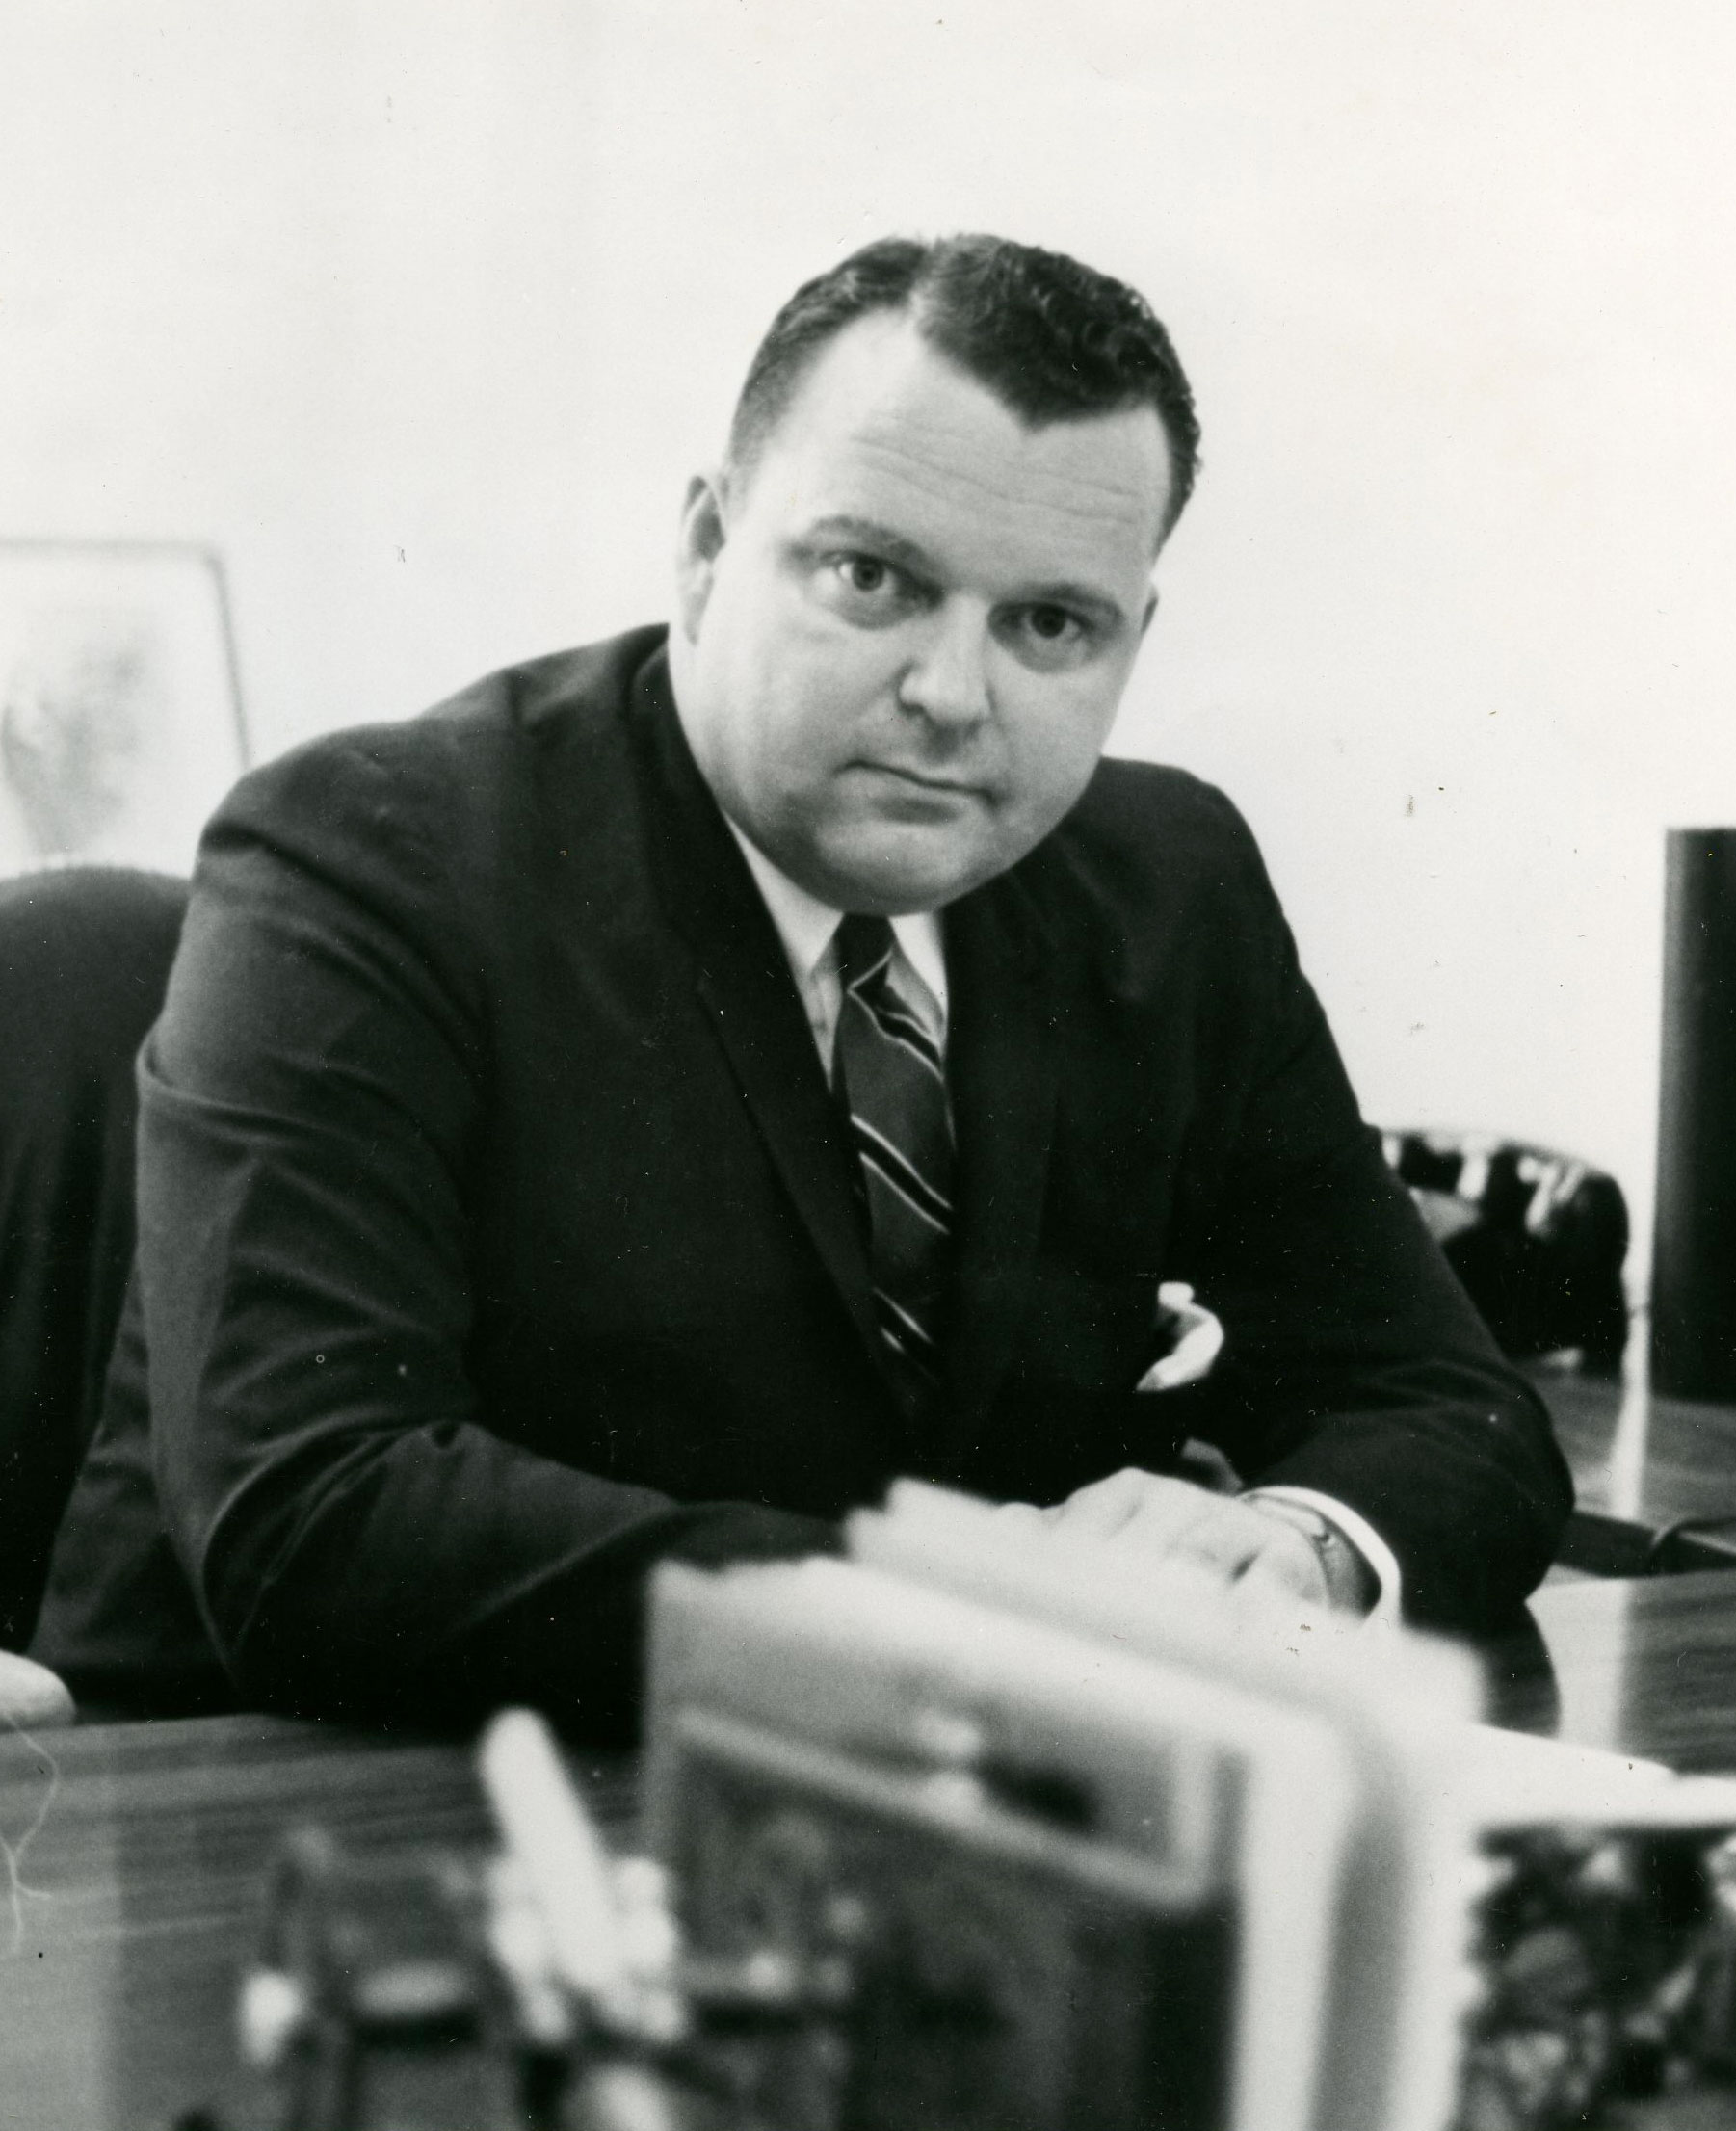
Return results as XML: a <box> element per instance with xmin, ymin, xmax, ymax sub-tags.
<box><xmin>725</xmin><ymin>820</ymin><xmax>949</xmax><ymax>1016</ymax></box>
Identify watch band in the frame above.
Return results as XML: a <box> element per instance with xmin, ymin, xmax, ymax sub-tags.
<box><xmin>1245</xmin><ymin>1495</ymin><xmax>1378</xmax><ymax>1615</ymax></box>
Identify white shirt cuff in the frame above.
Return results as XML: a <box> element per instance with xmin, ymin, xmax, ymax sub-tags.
<box><xmin>1242</xmin><ymin>1485</ymin><xmax>1404</xmax><ymax>1626</ymax></box>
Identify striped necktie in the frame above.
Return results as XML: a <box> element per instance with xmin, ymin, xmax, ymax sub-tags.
<box><xmin>832</xmin><ymin>913</ymin><xmax>955</xmax><ymax>1401</ymax></box>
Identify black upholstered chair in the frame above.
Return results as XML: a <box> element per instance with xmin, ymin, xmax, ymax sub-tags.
<box><xmin>0</xmin><ymin>867</ymin><xmax>186</xmax><ymax>1683</ymax></box>
<box><xmin>1383</xmin><ymin>1129</ymin><xmax>1630</xmax><ymax>1372</ymax></box>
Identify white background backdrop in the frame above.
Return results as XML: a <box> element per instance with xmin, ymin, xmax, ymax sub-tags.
<box><xmin>5</xmin><ymin>0</ymin><xmax>1734</xmax><ymax>1276</ymax></box>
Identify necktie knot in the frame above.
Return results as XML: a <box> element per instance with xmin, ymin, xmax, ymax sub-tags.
<box><xmin>834</xmin><ymin>912</ymin><xmax>895</xmax><ymax>996</ymax></box>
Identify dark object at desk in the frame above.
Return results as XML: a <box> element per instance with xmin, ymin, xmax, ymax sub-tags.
<box><xmin>1461</xmin><ymin>1824</ymin><xmax>1736</xmax><ymax>2131</ymax></box>
<box><xmin>1385</xmin><ymin>1132</ymin><xmax>1629</xmax><ymax>1370</ymax></box>
<box><xmin>0</xmin><ymin>864</ymin><xmax>186</xmax><ymax>1646</ymax></box>
<box><xmin>1654</xmin><ymin>829</ymin><xmax>1736</xmax><ymax>1400</ymax></box>
<box><xmin>240</xmin><ymin>1747</ymin><xmax>1736</xmax><ymax>2131</ymax></box>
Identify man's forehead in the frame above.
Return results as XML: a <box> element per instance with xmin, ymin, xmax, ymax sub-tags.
<box><xmin>753</xmin><ymin>314</ymin><xmax>1173</xmax><ymax>564</ymax></box>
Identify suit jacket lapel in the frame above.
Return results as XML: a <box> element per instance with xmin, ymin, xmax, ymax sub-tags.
<box><xmin>940</xmin><ymin>871</ymin><xmax>1062</xmax><ymax>1438</ymax></box>
<box><xmin>625</xmin><ymin>649</ymin><xmax>894</xmax><ymax>1393</ymax></box>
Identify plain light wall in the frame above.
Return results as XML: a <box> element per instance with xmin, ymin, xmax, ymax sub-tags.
<box><xmin>6</xmin><ymin>0</ymin><xmax>1734</xmax><ymax>1270</ymax></box>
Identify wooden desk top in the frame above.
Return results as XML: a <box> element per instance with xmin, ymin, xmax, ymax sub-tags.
<box><xmin>1540</xmin><ymin>1370</ymin><xmax>1736</xmax><ymax>1529</ymax></box>
<box><xmin>1533</xmin><ymin>1368</ymin><xmax>1736</xmax><ymax>1572</ymax></box>
<box><xmin>5</xmin><ymin>1578</ymin><xmax>1736</xmax><ymax>2130</ymax></box>
<box><xmin>0</xmin><ymin>1713</ymin><xmax>632</xmax><ymax>2131</ymax></box>
<box><xmin>1489</xmin><ymin>1569</ymin><xmax>1736</xmax><ymax>1772</ymax></box>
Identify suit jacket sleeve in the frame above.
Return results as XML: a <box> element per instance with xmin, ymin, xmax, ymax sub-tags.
<box><xmin>1171</xmin><ymin>787</ymin><xmax>1572</xmax><ymax>1630</ymax></box>
<box><xmin>140</xmin><ymin>728</ymin><xmax>832</xmax><ymax>1735</ymax></box>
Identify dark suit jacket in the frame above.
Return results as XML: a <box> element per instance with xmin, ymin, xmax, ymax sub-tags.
<box><xmin>34</xmin><ymin>627</ymin><xmax>1571</xmax><ymax>1730</ymax></box>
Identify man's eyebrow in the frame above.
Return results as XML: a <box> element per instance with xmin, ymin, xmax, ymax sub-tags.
<box><xmin>801</xmin><ymin>515</ymin><xmax>940</xmax><ymax>578</ymax></box>
<box><xmin>801</xmin><ymin>514</ymin><xmax>1135</xmax><ymax>625</ymax></box>
<box><xmin>1021</xmin><ymin>579</ymin><xmax>1131</xmax><ymax>627</ymax></box>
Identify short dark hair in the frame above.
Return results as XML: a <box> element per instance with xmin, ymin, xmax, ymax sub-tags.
<box><xmin>726</xmin><ymin>233</ymin><xmax>1201</xmax><ymax>535</ymax></box>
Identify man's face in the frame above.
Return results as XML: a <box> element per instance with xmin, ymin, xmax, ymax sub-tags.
<box><xmin>671</xmin><ymin>312</ymin><xmax>1173</xmax><ymax>913</ymax></box>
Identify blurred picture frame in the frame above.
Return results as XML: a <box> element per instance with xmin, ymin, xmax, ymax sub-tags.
<box><xmin>0</xmin><ymin>539</ymin><xmax>247</xmax><ymax>878</ymax></box>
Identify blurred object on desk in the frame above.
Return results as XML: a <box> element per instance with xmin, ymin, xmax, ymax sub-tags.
<box><xmin>1653</xmin><ymin>829</ymin><xmax>1736</xmax><ymax>1401</ymax></box>
<box><xmin>245</xmin><ymin>1700</ymin><xmax>1736</xmax><ymax>2131</ymax></box>
<box><xmin>1384</xmin><ymin>1131</ymin><xmax>1628</xmax><ymax>1372</ymax></box>
<box><xmin>15</xmin><ymin>1571</ymin><xmax>1736</xmax><ymax>2131</ymax></box>
<box><xmin>644</xmin><ymin>1488</ymin><xmax>1476</xmax><ymax>2131</ymax></box>
<box><xmin>244</xmin><ymin>1517</ymin><xmax>1736</xmax><ymax>2131</ymax></box>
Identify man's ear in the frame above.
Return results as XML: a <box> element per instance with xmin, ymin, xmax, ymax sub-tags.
<box><xmin>674</xmin><ymin>470</ymin><xmax>729</xmax><ymax>642</ymax></box>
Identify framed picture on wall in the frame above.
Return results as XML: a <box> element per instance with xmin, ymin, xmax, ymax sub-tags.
<box><xmin>0</xmin><ymin>539</ymin><xmax>247</xmax><ymax>878</ymax></box>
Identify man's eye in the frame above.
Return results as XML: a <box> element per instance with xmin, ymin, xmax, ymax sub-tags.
<box><xmin>834</xmin><ymin>555</ymin><xmax>895</xmax><ymax>596</ymax></box>
<box><xmin>1024</xmin><ymin>604</ymin><xmax>1083</xmax><ymax>644</ymax></box>
<box><xmin>996</xmin><ymin>603</ymin><xmax>1101</xmax><ymax>671</ymax></box>
<box><xmin>815</xmin><ymin>553</ymin><xmax>925</xmax><ymax>625</ymax></box>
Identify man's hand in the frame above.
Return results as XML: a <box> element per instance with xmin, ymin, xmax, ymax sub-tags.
<box><xmin>993</xmin><ymin>1467</ymin><xmax>1337</xmax><ymax>1616</ymax></box>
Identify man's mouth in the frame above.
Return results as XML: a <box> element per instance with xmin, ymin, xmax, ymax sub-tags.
<box><xmin>855</xmin><ymin>762</ymin><xmax>981</xmax><ymax>798</ymax></box>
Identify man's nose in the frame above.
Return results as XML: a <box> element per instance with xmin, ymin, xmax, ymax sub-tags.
<box><xmin>897</xmin><ymin>606</ymin><xmax>992</xmax><ymax>729</ymax></box>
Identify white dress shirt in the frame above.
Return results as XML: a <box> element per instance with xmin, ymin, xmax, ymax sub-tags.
<box><xmin>728</xmin><ymin>823</ymin><xmax>947</xmax><ymax>1069</ymax></box>
<box><xmin>725</xmin><ymin>822</ymin><xmax>1401</xmax><ymax>1623</ymax></box>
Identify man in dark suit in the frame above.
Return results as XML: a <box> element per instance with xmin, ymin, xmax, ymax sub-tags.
<box><xmin>35</xmin><ymin>235</ymin><xmax>1570</xmax><ymax>1731</ymax></box>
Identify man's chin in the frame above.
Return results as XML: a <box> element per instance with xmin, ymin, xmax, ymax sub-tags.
<box><xmin>795</xmin><ymin>831</ymin><xmax>1007</xmax><ymax>915</ymax></box>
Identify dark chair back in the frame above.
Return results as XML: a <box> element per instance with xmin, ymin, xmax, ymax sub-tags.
<box><xmin>1384</xmin><ymin>1129</ymin><xmax>1630</xmax><ymax>1371</ymax></box>
<box><xmin>0</xmin><ymin>867</ymin><xmax>186</xmax><ymax>1646</ymax></box>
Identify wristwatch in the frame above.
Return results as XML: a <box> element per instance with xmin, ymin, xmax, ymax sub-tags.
<box><xmin>1244</xmin><ymin>1494</ymin><xmax>1378</xmax><ymax>1615</ymax></box>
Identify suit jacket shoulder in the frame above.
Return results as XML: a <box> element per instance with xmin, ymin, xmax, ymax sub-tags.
<box><xmin>1039</xmin><ymin>756</ymin><xmax>1286</xmax><ymax>956</ymax></box>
